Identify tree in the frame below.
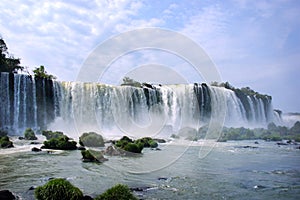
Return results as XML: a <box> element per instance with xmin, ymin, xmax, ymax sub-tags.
<box><xmin>121</xmin><ymin>76</ymin><xmax>141</xmax><ymax>87</ymax></box>
<box><xmin>0</xmin><ymin>37</ymin><xmax>23</xmax><ymax>73</ymax></box>
<box><xmin>33</xmin><ymin>65</ymin><xmax>56</xmax><ymax>79</ymax></box>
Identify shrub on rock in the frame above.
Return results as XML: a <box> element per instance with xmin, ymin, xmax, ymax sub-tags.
<box><xmin>24</xmin><ymin>128</ymin><xmax>37</xmax><ymax>140</ymax></box>
<box><xmin>42</xmin><ymin>135</ymin><xmax>77</xmax><ymax>150</ymax></box>
<box><xmin>35</xmin><ymin>178</ymin><xmax>83</xmax><ymax>200</ymax></box>
<box><xmin>42</xmin><ymin>130</ymin><xmax>64</xmax><ymax>140</ymax></box>
<box><xmin>0</xmin><ymin>136</ymin><xmax>13</xmax><ymax>148</ymax></box>
<box><xmin>135</xmin><ymin>137</ymin><xmax>158</xmax><ymax>148</ymax></box>
<box><xmin>95</xmin><ymin>184</ymin><xmax>138</xmax><ymax>200</ymax></box>
<box><xmin>79</xmin><ymin>132</ymin><xmax>104</xmax><ymax>147</ymax></box>
<box><xmin>123</xmin><ymin>143</ymin><xmax>142</xmax><ymax>154</ymax></box>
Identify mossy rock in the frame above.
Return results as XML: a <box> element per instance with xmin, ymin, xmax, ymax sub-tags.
<box><xmin>123</xmin><ymin>143</ymin><xmax>142</xmax><ymax>154</ymax></box>
<box><xmin>35</xmin><ymin>178</ymin><xmax>83</xmax><ymax>200</ymax></box>
<box><xmin>42</xmin><ymin>130</ymin><xmax>64</xmax><ymax>140</ymax></box>
<box><xmin>79</xmin><ymin>132</ymin><xmax>104</xmax><ymax>147</ymax></box>
<box><xmin>95</xmin><ymin>184</ymin><xmax>138</xmax><ymax>200</ymax></box>
<box><xmin>81</xmin><ymin>149</ymin><xmax>108</xmax><ymax>162</ymax></box>
<box><xmin>42</xmin><ymin>135</ymin><xmax>77</xmax><ymax>150</ymax></box>
<box><xmin>0</xmin><ymin>136</ymin><xmax>13</xmax><ymax>148</ymax></box>
<box><xmin>24</xmin><ymin>128</ymin><xmax>37</xmax><ymax>140</ymax></box>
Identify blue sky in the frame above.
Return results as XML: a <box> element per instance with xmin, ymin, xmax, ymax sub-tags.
<box><xmin>0</xmin><ymin>0</ymin><xmax>299</xmax><ymax>112</ymax></box>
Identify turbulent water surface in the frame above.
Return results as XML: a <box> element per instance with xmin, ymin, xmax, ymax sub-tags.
<box><xmin>0</xmin><ymin>139</ymin><xmax>299</xmax><ymax>200</ymax></box>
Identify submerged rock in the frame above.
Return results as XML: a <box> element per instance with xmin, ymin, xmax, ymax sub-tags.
<box><xmin>103</xmin><ymin>145</ymin><xmax>121</xmax><ymax>156</ymax></box>
<box><xmin>0</xmin><ymin>190</ymin><xmax>16</xmax><ymax>200</ymax></box>
<box><xmin>276</xmin><ymin>142</ymin><xmax>288</xmax><ymax>146</ymax></box>
<box><xmin>235</xmin><ymin>146</ymin><xmax>258</xmax><ymax>149</ymax></box>
<box><xmin>77</xmin><ymin>146</ymin><xmax>86</xmax><ymax>151</ymax></box>
<box><xmin>31</xmin><ymin>147</ymin><xmax>42</xmax><ymax>152</ymax></box>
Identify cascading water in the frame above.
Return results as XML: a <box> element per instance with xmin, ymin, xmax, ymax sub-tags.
<box><xmin>0</xmin><ymin>73</ymin><xmax>57</xmax><ymax>135</ymax></box>
<box><xmin>0</xmin><ymin>73</ymin><xmax>278</xmax><ymax>136</ymax></box>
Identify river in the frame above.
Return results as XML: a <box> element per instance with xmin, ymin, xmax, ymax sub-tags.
<box><xmin>0</xmin><ymin>139</ymin><xmax>299</xmax><ymax>199</ymax></box>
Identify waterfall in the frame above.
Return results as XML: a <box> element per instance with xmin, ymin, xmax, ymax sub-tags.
<box><xmin>0</xmin><ymin>73</ymin><xmax>279</xmax><ymax>136</ymax></box>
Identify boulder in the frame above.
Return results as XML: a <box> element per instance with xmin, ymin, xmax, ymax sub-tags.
<box><xmin>32</xmin><ymin>147</ymin><xmax>42</xmax><ymax>152</ymax></box>
<box><xmin>42</xmin><ymin>135</ymin><xmax>77</xmax><ymax>150</ymax></box>
<box><xmin>77</xmin><ymin>146</ymin><xmax>86</xmax><ymax>151</ymax></box>
<box><xmin>103</xmin><ymin>145</ymin><xmax>121</xmax><ymax>156</ymax></box>
<box><xmin>79</xmin><ymin>132</ymin><xmax>104</xmax><ymax>147</ymax></box>
<box><xmin>24</xmin><ymin>128</ymin><xmax>37</xmax><ymax>140</ymax></box>
<box><xmin>81</xmin><ymin>150</ymin><xmax>108</xmax><ymax>162</ymax></box>
<box><xmin>0</xmin><ymin>136</ymin><xmax>14</xmax><ymax>148</ymax></box>
<box><xmin>0</xmin><ymin>190</ymin><xmax>16</xmax><ymax>200</ymax></box>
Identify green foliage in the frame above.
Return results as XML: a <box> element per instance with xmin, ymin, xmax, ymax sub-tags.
<box><xmin>79</xmin><ymin>132</ymin><xmax>104</xmax><ymax>147</ymax></box>
<box><xmin>95</xmin><ymin>184</ymin><xmax>138</xmax><ymax>200</ymax></box>
<box><xmin>219</xmin><ymin>127</ymin><xmax>256</xmax><ymax>141</ymax></box>
<box><xmin>33</xmin><ymin>65</ymin><xmax>56</xmax><ymax>80</ymax></box>
<box><xmin>218</xmin><ymin>122</ymin><xmax>300</xmax><ymax>142</ymax></box>
<box><xmin>0</xmin><ymin>136</ymin><xmax>13</xmax><ymax>148</ymax></box>
<box><xmin>42</xmin><ymin>130</ymin><xmax>64</xmax><ymax>140</ymax></box>
<box><xmin>115</xmin><ymin>136</ymin><xmax>133</xmax><ymax>148</ymax></box>
<box><xmin>114</xmin><ymin>136</ymin><xmax>159</xmax><ymax>154</ymax></box>
<box><xmin>135</xmin><ymin>137</ymin><xmax>158</xmax><ymax>148</ymax></box>
<box><xmin>290</xmin><ymin>121</ymin><xmax>300</xmax><ymax>134</ymax></box>
<box><xmin>123</xmin><ymin>143</ymin><xmax>142</xmax><ymax>153</ymax></box>
<box><xmin>35</xmin><ymin>178</ymin><xmax>83</xmax><ymax>200</ymax></box>
<box><xmin>0</xmin><ymin>37</ymin><xmax>23</xmax><ymax>73</ymax></box>
<box><xmin>43</xmin><ymin>135</ymin><xmax>77</xmax><ymax>150</ymax></box>
<box><xmin>24</xmin><ymin>128</ymin><xmax>37</xmax><ymax>140</ymax></box>
<box><xmin>121</xmin><ymin>77</ymin><xmax>141</xmax><ymax>87</ymax></box>
<box><xmin>210</xmin><ymin>82</ymin><xmax>270</xmax><ymax>99</ymax></box>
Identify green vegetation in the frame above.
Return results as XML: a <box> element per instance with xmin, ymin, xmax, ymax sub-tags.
<box><xmin>35</xmin><ymin>178</ymin><xmax>83</xmax><ymax>200</ymax></box>
<box><xmin>0</xmin><ymin>37</ymin><xmax>23</xmax><ymax>73</ymax></box>
<box><xmin>0</xmin><ymin>136</ymin><xmax>13</xmax><ymax>148</ymax></box>
<box><xmin>217</xmin><ymin>121</ymin><xmax>300</xmax><ymax>142</ymax></box>
<box><xmin>79</xmin><ymin>132</ymin><xmax>104</xmax><ymax>147</ymax></box>
<box><xmin>81</xmin><ymin>149</ymin><xmax>107</xmax><ymax>162</ymax></box>
<box><xmin>210</xmin><ymin>81</ymin><xmax>271</xmax><ymax>99</ymax></box>
<box><xmin>95</xmin><ymin>184</ymin><xmax>138</xmax><ymax>200</ymax></box>
<box><xmin>42</xmin><ymin>135</ymin><xmax>77</xmax><ymax>150</ymax></box>
<box><xmin>42</xmin><ymin>130</ymin><xmax>64</xmax><ymax>140</ymax></box>
<box><xmin>114</xmin><ymin>136</ymin><xmax>159</xmax><ymax>154</ymax></box>
<box><xmin>135</xmin><ymin>137</ymin><xmax>158</xmax><ymax>148</ymax></box>
<box><xmin>33</xmin><ymin>65</ymin><xmax>56</xmax><ymax>80</ymax></box>
<box><xmin>115</xmin><ymin>136</ymin><xmax>142</xmax><ymax>154</ymax></box>
<box><xmin>24</xmin><ymin>128</ymin><xmax>37</xmax><ymax>140</ymax></box>
<box><xmin>121</xmin><ymin>77</ymin><xmax>142</xmax><ymax>87</ymax></box>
